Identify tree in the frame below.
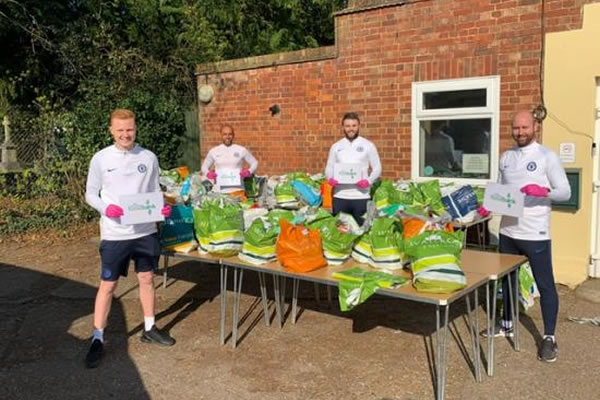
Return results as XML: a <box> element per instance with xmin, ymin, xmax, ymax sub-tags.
<box><xmin>0</xmin><ymin>0</ymin><xmax>347</xmax><ymax>233</ymax></box>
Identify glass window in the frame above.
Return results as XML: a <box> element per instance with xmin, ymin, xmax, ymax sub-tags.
<box><xmin>412</xmin><ymin>76</ymin><xmax>500</xmax><ymax>184</ymax></box>
<box><xmin>423</xmin><ymin>89</ymin><xmax>487</xmax><ymax>109</ymax></box>
<box><xmin>420</xmin><ymin>118</ymin><xmax>491</xmax><ymax>179</ymax></box>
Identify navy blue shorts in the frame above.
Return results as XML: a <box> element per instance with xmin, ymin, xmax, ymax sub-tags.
<box><xmin>99</xmin><ymin>233</ymin><xmax>160</xmax><ymax>281</ymax></box>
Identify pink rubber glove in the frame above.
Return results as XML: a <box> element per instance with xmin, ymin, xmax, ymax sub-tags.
<box><xmin>520</xmin><ymin>184</ymin><xmax>549</xmax><ymax>197</ymax></box>
<box><xmin>327</xmin><ymin>178</ymin><xmax>339</xmax><ymax>188</ymax></box>
<box><xmin>105</xmin><ymin>204</ymin><xmax>124</xmax><ymax>218</ymax></box>
<box><xmin>206</xmin><ymin>170</ymin><xmax>217</xmax><ymax>180</ymax></box>
<box><xmin>240</xmin><ymin>168</ymin><xmax>252</xmax><ymax>178</ymax></box>
<box><xmin>477</xmin><ymin>206</ymin><xmax>490</xmax><ymax>217</ymax></box>
<box><xmin>356</xmin><ymin>179</ymin><xmax>370</xmax><ymax>189</ymax></box>
<box><xmin>161</xmin><ymin>204</ymin><xmax>172</xmax><ymax>218</ymax></box>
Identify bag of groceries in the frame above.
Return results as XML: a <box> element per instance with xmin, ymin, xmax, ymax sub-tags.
<box><xmin>276</xmin><ymin>219</ymin><xmax>327</xmax><ymax>272</ymax></box>
<box><xmin>405</xmin><ymin>230</ymin><xmax>466</xmax><ymax>293</ymax></box>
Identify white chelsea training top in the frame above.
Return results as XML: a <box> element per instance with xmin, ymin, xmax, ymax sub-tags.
<box><xmin>499</xmin><ymin>141</ymin><xmax>571</xmax><ymax>241</ymax></box>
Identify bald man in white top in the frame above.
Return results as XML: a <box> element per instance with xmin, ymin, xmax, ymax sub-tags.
<box><xmin>488</xmin><ymin>110</ymin><xmax>570</xmax><ymax>363</ymax></box>
<box><xmin>201</xmin><ymin>124</ymin><xmax>258</xmax><ymax>194</ymax></box>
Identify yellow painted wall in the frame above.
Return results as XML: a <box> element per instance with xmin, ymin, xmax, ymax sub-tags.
<box><xmin>544</xmin><ymin>3</ymin><xmax>600</xmax><ymax>287</ymax></box>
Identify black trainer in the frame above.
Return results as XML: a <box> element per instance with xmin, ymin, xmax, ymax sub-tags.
<box><xmin>538</xmin><ymin>337</ymin><xmax>558</xmax><ymax>362</ymax></box>
<box><xmin>481</xmin><ymin>321</ymin><xmax>514</xmax><ymax>338</ymax></box>
<box><xmin>141</xmin><ymin>326</ymin><xmax>175</xmax><ymax>346</ymax></box>
<box><xmin>85</xmin><ymin>339</ymin><xmax>103</xmax><ymax>369</ymax></box>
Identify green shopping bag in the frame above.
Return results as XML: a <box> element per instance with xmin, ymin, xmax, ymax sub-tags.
<box><xmin>405</xmin><ymin>230</ymin><xmax>466</xmax><ymax>293</ymax></box>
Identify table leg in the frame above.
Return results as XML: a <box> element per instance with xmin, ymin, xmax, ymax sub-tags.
<box><xmin>440</xmin><ymin>304</ymin><xmax>450</xmax><ymax>400</ymax></box>
<box><xmin>476</xmin><ymin>222</ymin><xmax>484</xmax><ymax>250</ymax></box>
<box><xmin>474</xmin><ymin>289</ymin><xmax>482</xmax><ymax>382</ymax></box>
<box><xmin>292</xmin><ymin>278</ymin><xmax>299</xmax><ymax>325</ymax></box>
<box><xmin>507</xmin><ymin>271</ymin><xmax>518</xmax><ymax>352</ymax></box>
<box><xmin>313</xmin><ymin>282</ymin><xmax>321</xmax><ymax>306</ymax></box>
<box><xmin>219</xmin><ymin>264</ymin><xmax>228</xmax><ymax>346</ymax></box>
<box><xmin>280</xmin><ymin>276</ymin><xmax>286</xmax><ymax>307</ymax></box>
<box><xmin>465</xmin><ymin>293</ymin><xmax>482</xmax><ymax>383</ymax></box>
<box><xmin>272</xmin><ymin>274</ymin><xmax>283</xmax><ymax>329</ymax></box>
<box><xmin>514</xmin><ymin>270</ymin><xmax>520</xmax><ymax>351</ymax></box>
<box><xmin>326</xmin><ymin>285</ymin><xmax>333</xmax><ymax>309</ymax></box>
<box><xmin>162</xmin><ymin>255</ymin><xmax>169</xmax><ymax>289</ymax></box>
<box><xmin>490</xmin><ymin>279</ymin><xmax>499</xmax><ymax>375</ymax></box>
<box><xmin>232</xmin><ymin>267</ymin><xmax>244</xmax><ymax>349</ymax></box>
<box><xmin>258</xmin><ymin>272</ymin><xmax>271</xmax><ymax>327</ymax></box>
<box><xmin>436</xmin><ymin>305</ymin><xmax>441</xmax><ymax>400</ymax></box>
<box><xmin>485</xmin><ymin>282</ymin><xmax>492</xmax><ymax>377</ymax></box>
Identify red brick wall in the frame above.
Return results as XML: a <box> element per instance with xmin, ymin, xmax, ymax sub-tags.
<box><xmin>198</xmin><ymin>0</ymin><xmax>599</xmax><ymax>179</ymax></box>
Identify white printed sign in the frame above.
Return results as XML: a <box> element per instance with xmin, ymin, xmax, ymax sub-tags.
<box><xmin>462</xmin><ymin>154</ymin><xmax>489</xmax><ymax>174</ymax></box>
<box><xmin>559</xmin><ymin>142</ymin><xmax>575</xmax><ymax>163</ymax></box>
<box><xmin>483</xmin><ymin>183</ymin><xmax>524</xmax><ymax>218</ymax></box>
<box><xmin>333</xmin><ymin>163</ymin><xmax>367</xmax><ymax>184</ymax></box>
<box><xmin>216</xmin><ymin>168</ymin><xmax>241</xmax><ymax>186</ymax></box>
<box><xmin>119</xmin><ymin>191</ymin><xmax>165</xmax><ymax>225</ymax></box>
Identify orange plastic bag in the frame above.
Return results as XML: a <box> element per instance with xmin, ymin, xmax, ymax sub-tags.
<box><xmin>321</xmin><ymin>182</ymin><xmax>333</xmax><ymax>210</ymax></box>
<box><xmin>276</xmin><ymin>219</ymin><xmax>327</xmax><ymax>272</ymax></box>
<box><xmin>175</xmin><ymin>166</ymin><xmax>189</xmax><ymax>180</ymax></box>
<box><xmin>228</xmin><ymin>190</ymin><xmax>248</xmax><ymax>202</ymax></box>
<box><xmin>402</xmin><ymin>218</ymin><xmax>454</xmax><ymax>240</ymax></box>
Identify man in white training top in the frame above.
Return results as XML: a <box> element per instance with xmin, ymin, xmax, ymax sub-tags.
<box><xmin>201</xmin><ymin>124</ymin><xmax>258</xmax><ymax>194</ymax></box>
<box><xmin>84</xmin><ymin>108</ymin><xmax>174</xmax><ymax>369</ymax></box>
<box><xmin>488</xmin><ymin>110</ymin><xmax>570</xmax><ymax>363</ymax></box>
<box><xmin>325</xmin><ymin>112</ymin><xmax>382</xmax><ymax>225</ymax></box>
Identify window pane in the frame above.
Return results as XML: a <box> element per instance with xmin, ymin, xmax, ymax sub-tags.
<box><xmin>423</xmin><ymin>89</ymin><xmax>487</xmax><ymax>109</ymax></box>
<box><xmin>420</xmin><ymin>118</ymin><xmax>491</xmax><ymax>179</ymax></box>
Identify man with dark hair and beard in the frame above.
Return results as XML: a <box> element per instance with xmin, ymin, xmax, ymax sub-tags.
<box><xmin>325</xmin><ymin>112</ymin><xmax>382</xmax><ymax>225</ymax></box>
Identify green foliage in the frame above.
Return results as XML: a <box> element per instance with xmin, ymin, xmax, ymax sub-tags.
<box><xmin>0</xmin><ymin>194</ymin><xmax>95</xmax><ymax>235</ymax></box>
<box><xmin>0</xmin><ymin>0</ymin><xmax>347</xmax><ymax>234</ymax></box>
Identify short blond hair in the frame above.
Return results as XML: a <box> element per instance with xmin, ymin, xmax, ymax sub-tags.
<box><xmin>110</xmin><ymin>108</ymin><xmax>136</xmax><ymax>124</ymax></box>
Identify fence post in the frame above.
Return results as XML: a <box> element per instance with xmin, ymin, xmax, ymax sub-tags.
<box><xmin>0</xmin><ymin>115</ymin><xmax>23</xmax><ymax>172</ymax></box>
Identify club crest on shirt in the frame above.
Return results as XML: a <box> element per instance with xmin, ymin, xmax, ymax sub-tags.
<box><xmin>356</xmin><ymin>146</ymin><xmax>364</xmax><ymax>153</ymax></box>
<box><xmin>137</xmin><ymin>163</ymin><xmax>147</xmax><ymax>173</ymax></box>
<box><xmin>233</xmin><ymin>152</ymin><xmax>240</xmax><ymax>158</ymax></box>
<box><xmin>526</xmin><ymin>161</ymin><xmax>537</xmax><ymax>172</ymax></box>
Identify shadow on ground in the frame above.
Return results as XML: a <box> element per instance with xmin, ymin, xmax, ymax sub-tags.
<box><xmin>0</xmin><ymin>262</ymin><xmax>150</xmax><ymax>400</ymax></box>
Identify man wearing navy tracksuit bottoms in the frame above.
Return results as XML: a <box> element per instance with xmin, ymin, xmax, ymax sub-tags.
<box><xmin>490</xmin><ymin>110</ymin><xmax>571</xmax><ymax>363</ymax></box>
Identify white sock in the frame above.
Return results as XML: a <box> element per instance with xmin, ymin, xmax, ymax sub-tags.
<box><xmin>544</xmin><ymin>335</ymin><xmax>555</xmax><ymax>342</ymax></box>
<box><xmin>144</xmin><ymin>316</ymin><xmax>155</xmax><ymax>331</ymax></box>
<box><xmin>92</xmin><ymin>328</ymin><xmax>104</xmax><ymax>343</ymax></box>
<box><xmin>501</xmin><ymin>319</ymin><xmax>513</xmax><ymax>329</ymax></box>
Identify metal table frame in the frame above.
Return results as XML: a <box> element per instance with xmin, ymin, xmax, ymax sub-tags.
<box><xmin>220</xmin><ymin>257</ymin><xmax>490</xmax><ymax>400</ymax></box>
<box><xmin>459</xmin><ymin>250</ymin><xmax>527</xmax><ymax>376</ymax></box>
<box><xmin>161</xmin><ymin>250</ymin><xmax>525</xmax><ymax>400</ymax></box>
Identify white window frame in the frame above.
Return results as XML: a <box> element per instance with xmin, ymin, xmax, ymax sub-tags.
<box><xmin>411</xmin><ymin>75</ymin><xmax>500</xmax><ymax>185</ymax></box>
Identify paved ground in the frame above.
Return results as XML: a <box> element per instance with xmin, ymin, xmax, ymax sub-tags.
<box><xmin>1</xmin><ymin>231</ymin><xmax>599</xmax><ymax>400</ymax></box>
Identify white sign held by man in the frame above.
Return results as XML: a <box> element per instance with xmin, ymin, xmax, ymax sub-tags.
<box><xmin>119</xmin><ymin>191</ymin><xmax>165</xmax><ymax>225</ymax></box>
<box><xmin>216</xmin><ymin>168</ymin><xmax>241</xmax><ymax>187</ymax></box>
<box><xmin>483</xmin><ymin>183</ymin><xmax>525</xmax><ymax>217</ymax></box>
<box><xmin>334</xmin><ymin>163</ymin><xmax>367</xmax><ymax>184</ymax></box>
